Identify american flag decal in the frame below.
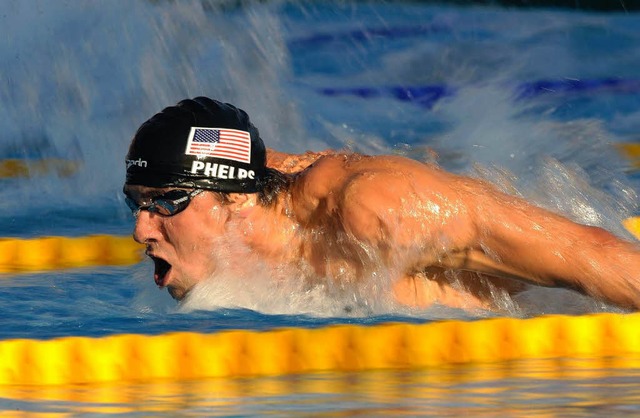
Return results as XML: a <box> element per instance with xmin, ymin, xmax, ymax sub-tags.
<box><xmin>185</xmin><ymin>127</ymin><xmax>252</xmax><ymax>164</ymax></box>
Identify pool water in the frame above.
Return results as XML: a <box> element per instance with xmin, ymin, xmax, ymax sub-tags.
<box><xmin>1</xmin><ymin>0</ymin><xmax>640</xmax><ymax>415</ymax></box>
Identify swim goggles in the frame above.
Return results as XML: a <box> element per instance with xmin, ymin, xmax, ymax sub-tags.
<box><xmin>124</xmin><ymin>189</ymin><xmax>204</xmax><ymax>216</ymax></box>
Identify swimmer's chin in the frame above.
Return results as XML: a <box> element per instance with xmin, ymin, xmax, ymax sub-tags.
<box><xmin>167</xmin><ymin>284</ymin><xmax>193</xmax><ymax>301</ymax></box>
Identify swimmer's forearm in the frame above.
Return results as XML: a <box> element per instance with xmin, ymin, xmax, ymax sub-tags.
<box><xmin>438</xmin><ymin>248</ymin><xmax>555</xmax><ymax>287</ymax></box>
<box><xmin>471</xmin><ymin>185</ymin><xmax>640</xmax><ymax>309</ymax></box>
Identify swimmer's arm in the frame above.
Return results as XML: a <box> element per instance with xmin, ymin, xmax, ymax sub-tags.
<box><xmin>464</xmin><ymin>179</ymin><xmax>640</xmax><ymax>310</ymax></box>
<box><xmin>330</xmin><ymin>160</ymin><xmax>640</xmax><ymax>310</ymax></box>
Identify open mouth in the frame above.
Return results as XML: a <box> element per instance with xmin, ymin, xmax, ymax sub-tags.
<box><xmin>150</xmin><ymin>255</ymin><xmax>172</xmax><ymax>287</ymax></box>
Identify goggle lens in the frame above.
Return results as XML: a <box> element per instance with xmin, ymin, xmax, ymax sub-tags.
<box><xmin>124</xmin><ymin>189</ymin><xmax>203</xmax><ymax>216</ymax></box>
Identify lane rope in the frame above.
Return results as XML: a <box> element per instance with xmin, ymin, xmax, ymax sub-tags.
<box><xmin>0</xmin><ymin>235</ymin><xmax>143</xmax><ymax>273</ymax></box>
<box><xmin>1</xmin><ymin>312</ymin><xmax>640</xmax><ymax>385</ymax></box>
<box><xmin>0</xmin><ymin>158</ymin><xmax>79</xmax><ymax>179</ymax></box>
<box><xmin>617</xmin><ymin>143</ymin><xmax>640</xmax><ymax>171</ymax></box>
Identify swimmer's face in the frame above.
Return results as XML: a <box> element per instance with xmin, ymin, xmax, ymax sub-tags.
<box><xmin>124</xmin><ymin>185</ymin><xmax>231</xmax><ymax>301</ymax></box>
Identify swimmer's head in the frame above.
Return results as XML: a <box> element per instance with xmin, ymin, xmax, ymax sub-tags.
<box><xmin>125</xmin><ymin>97</ymin><xmax>266</xmax><ymax>193</ymax></box>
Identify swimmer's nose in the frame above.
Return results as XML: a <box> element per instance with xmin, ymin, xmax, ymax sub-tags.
<box><xmin>132</xmin><ymin>209</ymin><xmax>163</xmax><ymax>244</ymax></box>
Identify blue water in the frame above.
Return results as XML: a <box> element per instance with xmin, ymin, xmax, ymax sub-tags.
<box><xmin>2</xmin><ymin>0</ymin><xmax>640</xmax><ymax>414</ymax></box>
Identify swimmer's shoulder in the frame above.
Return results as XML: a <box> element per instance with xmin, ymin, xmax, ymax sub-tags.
<box><xmin>266</xmin><ymin>148</ymin><xmax>336</xmax><ymax>173</ymax></box>
<box><xmin>289</xmin><ymin>152</ymin><xmax>351</xmax><ymax>199</ymax></box>
<box><xmin>295</xmin><ymin>151</ymin><xmax>448</xmax><ymax>191</ymax></box>
<box><xmin>288</xmin><ymin>151</ymin><xmax>462</xmax><ymax>230</ymax></box>
<box><xmin>290</xmin><ymin>152</ymin><xmax>409</xmax><ymax>204</ymax></box>
<box><xmin>294</xmin><ymin>153</ymin><xmax>447</xmax><ymax>242</ymax></box>
<box><xmin>267</xmin><ymin>147</ymin><xmax>439</xmax><ymax>174</ymax></box>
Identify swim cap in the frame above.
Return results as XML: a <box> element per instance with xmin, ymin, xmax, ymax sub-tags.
<box><xmin>125</xmin><ymin>97</ymin><xmax>266</xmax><ymax>193</ymax></box>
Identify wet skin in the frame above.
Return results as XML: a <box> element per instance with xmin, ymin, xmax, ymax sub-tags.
<box><xmin>126</xmin><ymin>149</ymin><xmax>640</xmax><ymax>310</ymax></box>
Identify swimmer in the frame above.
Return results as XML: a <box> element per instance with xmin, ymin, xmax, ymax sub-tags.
<box><xmin>123</xmin><ymin>97</ymin><xmax>640</xmax><ymax>310</ymax></box>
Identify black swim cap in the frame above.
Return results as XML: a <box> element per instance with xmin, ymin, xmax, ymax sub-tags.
<box><xmin>125</xmin><ymin>97</ymin><xmax>266</xmax><ymax>193</ymax></box>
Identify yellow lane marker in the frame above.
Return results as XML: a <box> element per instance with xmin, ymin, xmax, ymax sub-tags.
<box><xmin>0</xmin><ymin>235</ymin><xmax>143</xmax><ymax>273</ymax></box>
<box><xmin>1</xmin><ymin>313</ymin><xmax>639</xmax><ymax>385</ymax></box>
<box><xmin>0</xmin><ymin>159</ymin><xmax>79</xmax><ymax>178</ymax></box>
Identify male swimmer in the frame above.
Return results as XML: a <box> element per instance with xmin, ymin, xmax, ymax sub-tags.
<box><xmin>124</xmin><ymin>97</ymin><xmax>640</xmax><ymax>310</ymax></box>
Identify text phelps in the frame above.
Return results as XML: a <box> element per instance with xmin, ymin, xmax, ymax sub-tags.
<box><xmin>190</xmin><ymin>161</ymin><xmax>255</xmax><ymax>180</ymax></box>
